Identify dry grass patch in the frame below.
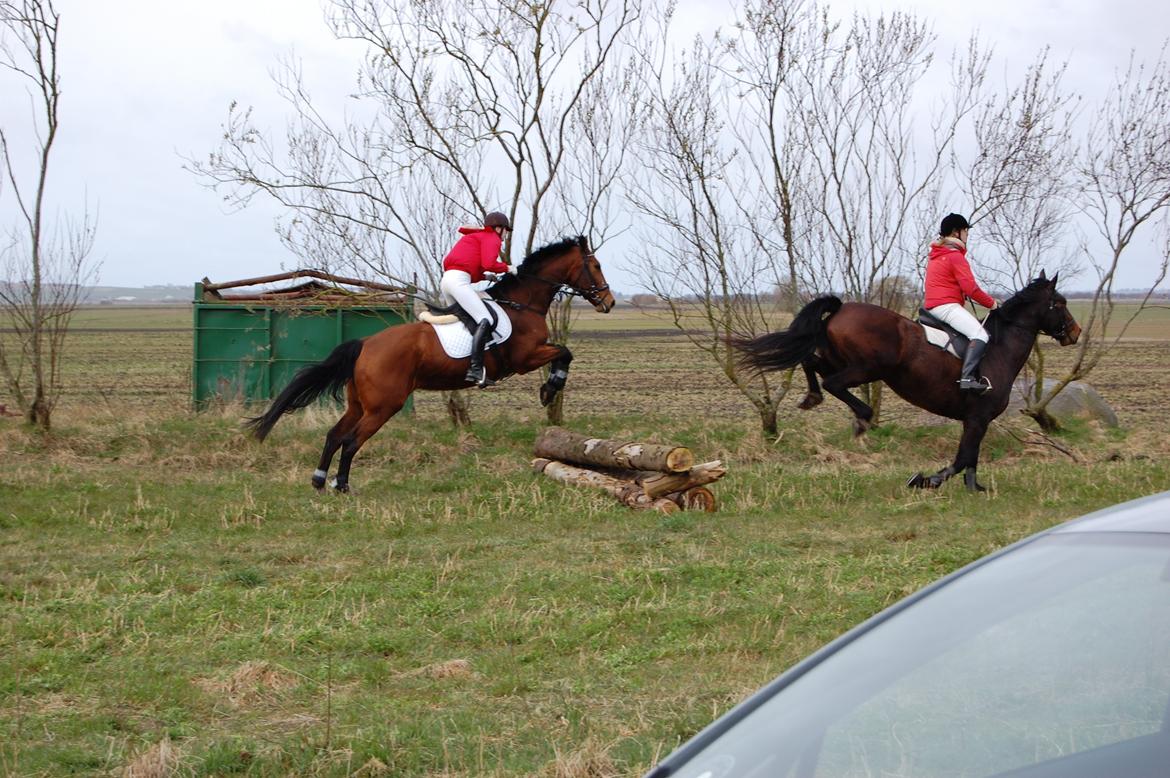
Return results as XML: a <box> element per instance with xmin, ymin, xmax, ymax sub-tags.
<box><xmin>196</xmin><ymin>660</ymin><xmax>300</xmax><ymax>707</ymax></box>
<box><xmin>122</xmin><ymin>735</ymin><xmax>180</xmax><ymax>778</ymax></box>
<box><xmin>353</xmin><ymin>756</ymin><xmax>392</xmax><ymax>776</ymax></box>
<box><xmin>542</xmin><ymin>737</ymin><xmax>620</xmax><ymax>778</ymax></box>
<box><xmin>409</xmin><ymin>658</ymin><xmax>477</xmax><ymax>680</ymax></box>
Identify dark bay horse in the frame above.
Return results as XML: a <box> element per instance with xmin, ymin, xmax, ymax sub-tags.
<box><xmin>246</xmin><ymin>236</ymin><xmax>615</xmax><ymax>492</ymax></box>
<box><xmin>735</xmin><ymin>274</ymin><xmax>1081</xmax><ymax>491</ymax></box>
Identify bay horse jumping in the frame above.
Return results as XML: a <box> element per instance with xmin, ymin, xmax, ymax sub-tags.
<box><xmin>734</xmin><ymin>273</ymin><xmax>1081</xmax><ymax>491</ymax></box>
<box><xmin>245</xmin><ymin>235</ymin><xmax>615</xmax><ymax>492</ymax></box>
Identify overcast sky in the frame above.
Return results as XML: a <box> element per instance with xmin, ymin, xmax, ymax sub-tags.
<box><xmin>2</xmin><ymin>0</ymin><xmax>1167</xmax><ymax>293</ymax></box>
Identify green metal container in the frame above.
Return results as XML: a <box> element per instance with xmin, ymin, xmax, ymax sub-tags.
<box><xmin>192</xmin><ymin>281</ymin><xmax>413</xmax><ymax>410</ymax></box>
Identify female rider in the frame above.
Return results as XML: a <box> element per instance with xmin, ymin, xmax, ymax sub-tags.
<box><xmin>440</xmin><ymin>211</ymin><xmax>516</xmax><ymax>387</ymax></box>
<box><xmin>924</xmin><ymin>213</ymin><xmax>999</xmax><ymax>392</ymax></box>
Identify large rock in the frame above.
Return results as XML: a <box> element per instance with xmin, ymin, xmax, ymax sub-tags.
<box><xmin>1008</xmin><ymin>378</ymin><xmax>1119</xmax><ymax>427</ymax></box>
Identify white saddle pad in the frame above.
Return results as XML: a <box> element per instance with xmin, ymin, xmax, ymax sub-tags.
<box><xmin>922</xmin><ymin>324</ymin><xmax>961</xmax><ymax>358</ymax></box>
<box><xmin>427</xmin><ymin>299</ymin><xmax>513</xmax><ymax>359</ymax></box>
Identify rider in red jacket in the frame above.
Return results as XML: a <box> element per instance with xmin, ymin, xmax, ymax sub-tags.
<box><xmin>440</xmin><ymin>211</ymin><xmax>516</xmax><ymax>387</ymax></box>
<box><xmin>924</xmin><ymin>213</ymin><xmax>999</xmax><ymax>392</ymax></box>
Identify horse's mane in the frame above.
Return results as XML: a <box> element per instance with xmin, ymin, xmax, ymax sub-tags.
<box><xmin>487</xmin><ymin>235</ymin><xmax>589</xmax><ymax>297</ymax></box>
<box><xmin>986</xmin><ymin>276</ymin><xmax>1053</xmax><ymax>343</ymax></box>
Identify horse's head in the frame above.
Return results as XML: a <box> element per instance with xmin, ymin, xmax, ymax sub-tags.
<box><xmin>508</xmin><ymin>235</ymin><xmax>615</xmax><ymax>313</ymax></box>
<box><xmin>1035</xmin><ymin>271</ymin><xmax>1081</xmax><ymax>346</ymax></box>
<box><xmin>997</xmin><ymin>271</ymin><xmax>1080</xmax><ymax>346</ymax></box>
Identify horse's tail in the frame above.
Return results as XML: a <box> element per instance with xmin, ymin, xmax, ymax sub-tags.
<box><xmin>733</xmin><ymin>295</ymin><xmax>843</xmax><ymax>373</ymax></box>
<box><xmin>244</xmin><ymin>339</ymin><xmax>364</xmax><ymax>442</ymax></box>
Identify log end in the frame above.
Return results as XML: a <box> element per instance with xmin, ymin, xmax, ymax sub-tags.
<box><xmin>665</xmin><ymin>447</ymin><xmax>695</xmax><ymax>473</ymax></box>
<box><xmin>653</xmin><ymin>498</ymin><xmax>681</xmax><ymax>514</ymax></box>
<box><xmin>682</xmin><ymin>486</ymin><xmax>717</xmax><ymax>512</ymax></box>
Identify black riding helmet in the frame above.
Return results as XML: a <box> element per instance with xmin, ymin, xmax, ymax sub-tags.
<box><xmin>484</xmin><ymin>211</ymin><xmax>513</xmax><ymax>231</ymax></box>
<box><xmin>939</xmin><ymin>213</ymin><xmax>970</xmax><ymax>237</ymax></box>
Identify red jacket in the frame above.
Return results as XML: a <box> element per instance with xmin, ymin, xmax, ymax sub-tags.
<box><xmin>924</xmin><ymin>238</ymin><xmax>995</xmax><ymax>309</ymax></box>
<box><xmin>442</xmin><ymin>227</ymin><xmax>509</xmax><ymax>282</ymax></box>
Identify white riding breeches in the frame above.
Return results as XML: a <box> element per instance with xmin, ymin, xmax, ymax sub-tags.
<box><xmin>440</xmin><ymin>270</ymin><xmax>492</xmax><ymax>324</ymax></box>
<box><xmin>926</xmin><ymin>302</ymin><xmax>989</xmax><ymax>343</ymax></box>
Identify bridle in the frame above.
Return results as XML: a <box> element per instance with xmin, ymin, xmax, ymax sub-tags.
<box><xmin>990</xmin><ymin>295</ymin><xmax>1069</xmax><ymax>341</ymax></box>
<box><xmin>499</xmin><ymin>248</ymin><xmax>609</xmax><ymax>310</ymax></box>
<box><xmin>1044</xmin><ymin>299</ymin><xmax>1071</xmax><ymax>342</ymax></box>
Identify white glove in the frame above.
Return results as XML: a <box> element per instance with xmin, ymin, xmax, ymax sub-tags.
<box><xmin>507</xmin><ymin>264</ymin><xmax>519</xmax><ymax>275</ymax></box>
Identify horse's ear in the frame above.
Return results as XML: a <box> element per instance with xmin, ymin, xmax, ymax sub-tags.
<box><xmin>1038</xmin><ymin>268</ymin><xmax>1047</xmax><ymax>280</ymax></box>
<box><xmin>1049</xmin><ymin>272</ymin><xmax>1058</xmax><ymax>286</ymax></box>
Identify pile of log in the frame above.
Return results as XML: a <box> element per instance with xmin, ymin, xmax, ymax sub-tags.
<box><xmin>532</xmin><ymin>427</ymin><xmax>727</xmax><ymax>514</ymax></box>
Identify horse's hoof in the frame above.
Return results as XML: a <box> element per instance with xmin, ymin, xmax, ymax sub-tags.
<box><xmin>311</xmin><ymin>477</ymin><xmax>326</xmax><ymax>491</ymax></box>
<box><xmin>539</xmin><ymin>385</ymin><xmax>557</xmax><ymax>407</ymax></box>
<box><xmin>906</xmin><ymin>472</ymin><xmax>926</xmax><ymax>489</ymax></box>
<box><xmin>798</xmin><ymin>393</ymin><xmax>823</xmax><ymax>410</ymax></box>
<box><xmin>852</xmin><ymin>417</ymin><xmax>875</xmax><ymax>437</ymax></box>
<box><xmin>963</xmin><ymin>470</ymin><xmax>987</xmax><ymax>493</ymax></box>
<box><xmin>330</xmin><ymin>478</ymin><xmax>349</xmax><ymax>494</ymax></box>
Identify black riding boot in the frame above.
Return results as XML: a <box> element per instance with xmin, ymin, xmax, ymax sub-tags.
<box><xmin>957</xmin><ymin>339</ymin><xmax>991</xmax><ymax>392</ymax></box>
<box><xmin>465</xmin><ymin>320</ymin><xmax>495</xmax><ymax>388</ymax></box>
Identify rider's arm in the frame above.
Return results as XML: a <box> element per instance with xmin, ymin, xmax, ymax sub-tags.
<box><xmin>951</xmin><ymin>254</ymin><xmax>996</xmax><ymax>309</ymax></box>
<box><xmin>479</xmin><ymin>233</ymin><xmax>510</xmax><ymax>275</ymax></box>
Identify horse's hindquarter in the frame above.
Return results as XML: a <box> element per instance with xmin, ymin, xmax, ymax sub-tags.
<box><xmin>828</xmin><ymin>304</ymin><xmax>967</xmax><ymax>420</ymax></box>
<box><xmin>350</xmin><ymin>323</ymin><xmax>433</xmax><ymax>399</ymax></box>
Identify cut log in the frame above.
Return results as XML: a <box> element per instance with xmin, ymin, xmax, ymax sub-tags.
<box><xmin>532</xmin><ymin>458</ymin><xmax>679</xmax><ymax>513</ymax></box>
<box><xmin>610</xmin><ymin>460</ymin><xmax>726</xmax><ymax>498</ymax></box>
<box><xmin>534</xmin><ymin>427</ymin><xmax>693</xmax><ymax>473</ymax></box>
<box><xmin>664</xmin><ymin>486</ymin><xmax>717</xmax><ymax>513</ymax></box>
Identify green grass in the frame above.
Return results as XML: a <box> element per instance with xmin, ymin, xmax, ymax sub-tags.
<box><xmin>0</xmin><ymin>305</ymin><xmax>1168</xmax><ymax>775</ymax></box>
<box><xmin>2</xmin><ymin>408</ymin><xmax>1167</xmax><ymax>776</ymax></box>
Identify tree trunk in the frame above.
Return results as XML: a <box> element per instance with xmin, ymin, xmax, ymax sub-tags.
<box><xmin>1024</xmin><ymin>406</ymin><xmax>1061</xmax><ymax>432</ymax></box>
<box><xmin>759</xmin><ymin>402</ymin><xmax>779</xmax><ymax>436</ymax></box>
<box><xmin>534</xmin><ymin>426</ymin><xmax>694</xmax><ymax>472</ymax></box>
<box><xmin>544</xmin><ymin>389</ymin><xmax>565</xmax><ymax>426</ymax></box>
<box><xmin>532</xmin><ymin>458</ymin><xmax>679</xmax><ymax>513</ymax></box>
<box><xmin>443</xmin><ymin>390</ymin><xmax>472</xmax><ymax>428</ymax></box>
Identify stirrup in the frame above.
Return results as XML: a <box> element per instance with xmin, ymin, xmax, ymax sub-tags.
<box><xmin>465</xmin><ymin>366</ymin><xmax>495</xmax><ymax>388</ymax></box>
<box><xmin>957</xmin><ymin>376</ymin><xmax>992</xmax><ymax>393</ymax></box>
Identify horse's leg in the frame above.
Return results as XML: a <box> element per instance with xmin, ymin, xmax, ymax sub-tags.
<box><xmin>539</xmin><ymin>346</ymin><xmax>573</xmax><ymax>407</ymax></box>
<box><xmin>907</xmin><ymin>417</ymin><xmax>990</xmax><ymax>491</ymax></box>
<box><xmin>312</xmin><ymin>387</ymin><xmax>361</xmax><ymax>490</ymax></box>
<box><xmin>332</xmin><ymin>399</ymin><xmax>404</xmax><ymax>494</ymax></box>
<box><xmin>953</xmin><ymin>417</ymin><xmax>991</xmax><ymax>492</ymax></box>
<box><xmin>820</xmin><ymin>366</ymin><xmax>877</xmax><ymax>437</ymax></box>
<box><xmin>797</xmin><ymin>359</ymin><xmax>824</xmax><ymax>410</ymax></box>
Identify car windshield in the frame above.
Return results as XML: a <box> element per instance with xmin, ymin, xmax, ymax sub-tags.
<box><xmin>669</xmin><ymin>533</ymin><xmax>1170</xmax><ymax>778</ymax></box>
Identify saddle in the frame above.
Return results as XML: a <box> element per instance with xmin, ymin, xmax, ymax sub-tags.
<box><xmin>917</xmin><ymin>308</ymin><xmax>970</xmax><ymax>359</ymax></box>
<box><xmin>420</xmin><ymin>300</ymin><xmax>499</xmax><ymax>333</ymax></box>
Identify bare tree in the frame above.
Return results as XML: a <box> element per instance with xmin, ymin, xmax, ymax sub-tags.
<box><xmin>1021</xmin><ymin>48</ymin><xmax>1170</xmax><ymax>430</ymax></box>
<box><xmin>0</xmin><ymin>0</ymin><xmax>97</xmax><ymax>431</ymax></box>
<box><xmin>959</xmin><ymin>52</ymin><xmax>1084</xmax><ymax>425</ymax></box>
<box><xmin>629</xmin><ymin>0</ymin><xmax>987</xmax><ymax>432</ymax></box>
<box><xmin>629</xmin><ymin>21</ymin><xmax>802</xmax><ymax>436</ymax></box>
<box><xmin>192</xmin><ymin>0</ymin><xmax>643</xmax><ymax>426</ymax></box>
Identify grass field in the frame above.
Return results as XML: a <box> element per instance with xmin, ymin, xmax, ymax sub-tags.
<box><xmin>1</xmin><ymin>302</ymin><xmax>1168</xmax><ymax>776</ymax></box>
